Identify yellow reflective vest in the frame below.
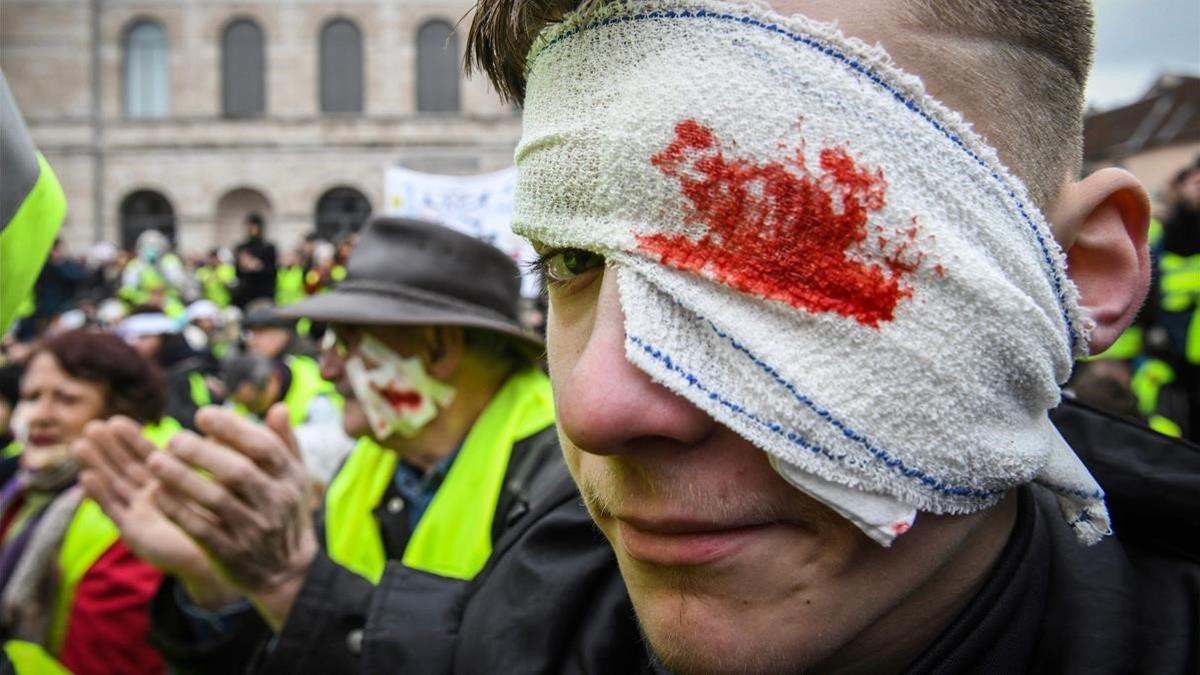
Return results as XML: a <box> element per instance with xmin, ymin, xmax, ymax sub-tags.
<box><xmin>276</xmin><ymin>265</ymin><xmax>307</xmax><ymax>306</ymax></box>
<box><xmin>0</xmin><ymin>71</ymin><xmax>67</xmax><ymax>334</ymax></box>
<box><xmin>2</xmin><ymin>640</ymin><xmax>70</xmax><ymax>675</ymax></box>
<box><xmin>232</xmin><ymin>355</ymin><xmax>340</xmax><ymax>426</ymax></box>
<box><xmin>1159</xmin><ymin>252</ymin><xmax>1200</xmax><ymax>314</ymax></box>
<box><xmin>43</xmin><ymin>421</ymin><xmax>178</xmax><ymax>661</ymax></box>
<box><xmin>323</xmin><ymin>366</ymin><xmax>555</xmax><ymax>583</ymax></box>
<box><xmin>283</xmin><ymin>355</ymin><xmax>340</xmax><ymax>426</ymax></box>
<box><xmin>197</xmin><ymin>263</ymin><xmax>236</xmax><ymax>308</ymax></box>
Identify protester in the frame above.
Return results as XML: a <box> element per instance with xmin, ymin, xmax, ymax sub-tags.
<box><xmin>0</xmin><ymin>367</ymin><xmax>22</xmax><ymax>485</ymax></box>
<box><xmin>275</xmin><ymin>251</ymin><xmax>307</xmax><ymax>307</ymax></box>
<box><xmin>233</xmin><ymin>213</ymin><xmax>278</xmax><ymax>309</ymax></box>
<box><xmin>1155</xmin><ymin>161</ymin><xmax>1200</xmax><ymax>435</ymax></box>
<box><xmin>0</xmin><ymin>330</ymin><xmax>177</xmax><ymax>674</ymax></box>
<box><xmin>82</xmin><ymin>242</ymin><xmax>122</xmax><ymax>301</ymax></box>
<box><xmin>31</xmin><ymin>240</ymin><xmax>85</xmax><ymax>325</ymax></box>
<box><xmin>114</xmin><ymin>313</ymin><xmax>214</xmax><ymax>435</ymax></box>
<box><xmin>0</xmin><ymin>3</ymin><xmax>1179</xmax><ymax>674</ymax></box>
<box><xmin>119</xmin><ymin>230</ymin><xmax>190</xmax><ymax>317</ymax></box>
<box><xmin>242</xmin><ymin>306</ymin><xmax>314</xmax><ymax>361</ymax></box>
<box><xmin>221</xmin><ymin>352</ymin><xmax>353</xmax><ymax>489</ymax></box>
<box><xmin>195</xmin><ymin>248</ymin><xmax>237</xmax><ymax>309</ymax></box>
<box><xmin>72</xmin><ymin>1</ymin><xmax>1200</xmax><ymax>673</ymax></box>
<box><xmin>75</xmin><ymin>217</ymin><xmax>561</xmax><ymax>671</ymax></box>
<box><xmin>303</xmin><ymin>240</ymin><xmax>345</xmax><ymax>295</ymax></box>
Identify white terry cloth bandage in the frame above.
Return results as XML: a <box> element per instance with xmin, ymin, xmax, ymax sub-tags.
<box><xmin>514</xmin><ymin>0</ymin><xmax>1110</xmax><ymax>545</ymax></box>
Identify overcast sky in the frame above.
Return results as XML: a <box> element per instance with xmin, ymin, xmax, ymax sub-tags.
<box><xmin>1088</xmin><ymin>0</ymin><xmax>1200</xmax><ymax>110</ymax></box>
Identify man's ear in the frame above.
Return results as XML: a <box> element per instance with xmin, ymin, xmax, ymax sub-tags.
<box><xmin>426</xmin><ymin>326</ymin><xmax>464</xmax><ymax>380</ymax></box>
<box><xmin>1048</xmin><ymin>168</ymin><xmax>1151</xmax><ymax>354</ymax></box>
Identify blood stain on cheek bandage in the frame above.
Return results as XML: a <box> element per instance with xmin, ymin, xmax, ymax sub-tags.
<box><xmin>372</xmin><ymin>384</ymin><xmax>424</xmax><ymax>412</ymax></box>
<box><xmin>637</xmin><ymin>119</ymin><xmax>931</xmax><ymax>327</ymax></box>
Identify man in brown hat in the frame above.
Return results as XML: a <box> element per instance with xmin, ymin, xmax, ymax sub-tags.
<box><xmin>72</xmin><ymin>217</ymin><xmax>561</xmax><ymax>670</ymax></box>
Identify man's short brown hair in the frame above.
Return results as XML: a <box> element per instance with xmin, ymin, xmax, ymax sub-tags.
<box><xmin>467</xmin><ymin>0</ymin><xmax>1095</xmax><ymax>208</ymax></box>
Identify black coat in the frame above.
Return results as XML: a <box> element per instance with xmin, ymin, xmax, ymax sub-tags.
<box><xmin>153</xmin><ymin>400</ymin><xmax>1200</xmax><ymax>674</ymax></box>
<box><xmin>149</xmin><ymin>425</ymin><xmax>568</xmax><ymax>673</ymax></box>
<box><xmin>232</xmin><ymin>237</ymin><xmax>277</xmax><ymax>309</ymax></box>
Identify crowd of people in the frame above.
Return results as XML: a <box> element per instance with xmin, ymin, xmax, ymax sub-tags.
<box><xmin>0</xmin><ymin>0</ymin><xmax>1196</xmax><ymax>674</ymax></box>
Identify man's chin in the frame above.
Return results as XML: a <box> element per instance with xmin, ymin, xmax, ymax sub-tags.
<box><xmin>614</xmin><ymin>541</ymin><xmax>849</xmax><ymax>675</ymax></box>
<box><xmin>631</xmin><ymin>587</ymin><xmax>828</xmax><ymax>675</ymax></box>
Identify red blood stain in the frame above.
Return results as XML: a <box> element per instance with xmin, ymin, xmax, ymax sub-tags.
<box><xmin>892</xmin><ymin>521</ymin><xmax>912</xmax><ymax>536</ymax></box>
<box><xmin>639</xmin><ymin>119</ymin><xmax>926</xmax><ymax>327</ymax></box>
<box><xmin>373</xmin><ymin>384</ymin><xmax>423</xmax><ymax>411</ymax></box>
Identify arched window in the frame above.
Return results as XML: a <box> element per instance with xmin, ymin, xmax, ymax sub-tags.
<box><xmin>319</xmin><ymin>19</ymin><xmax>363</xmax><ymax>114</ymax></box>
<box><xmin>123</xmin><ymin>20</ymin><xmax>169</xmax><ymax>118</ymax></box>
<box><xmin>120</xmin><ymin>190</ymin><xmax>176</xmax><ymax>249</ymax></box>
<box><xmin>216</xmin><ymin>187</ymin><xmax>273</xmax><ymax>244</ymax></box>
<box><xmin>416</xmin><ymin>20</ymin><xmax>460</xmax><ymax>113</ymax></box>
<box><xmin>315</xmin><ymin>187</ymin><xmax>371</xmax><ymax>240</ymax></box>
<box><xmin>222</xmin><ymin>19</ymin><xmax>265</xmax><ymax>117</ymax></box>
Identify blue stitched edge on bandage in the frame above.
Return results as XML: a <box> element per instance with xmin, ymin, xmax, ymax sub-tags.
<box><xmin>625</xmin><ymin>325</ymin><xmax>1105</xmax><ymax>503</ymax></box>
<box><xmin>534</xmin><ymin>6</ymin><xmax>1082</xmax><ymax>352</ymax></box>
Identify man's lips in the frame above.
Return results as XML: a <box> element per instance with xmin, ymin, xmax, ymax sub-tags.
<box><xmin>615</xmin><ymin>516</ymin><xmax>776</xmax><ymax>567</ymax></box>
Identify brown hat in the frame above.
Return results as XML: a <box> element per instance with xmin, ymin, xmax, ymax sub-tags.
<box><xmin>276</xmin><ymin>217</ymin><xmax>539</xmax><ymax>347</ymax></box>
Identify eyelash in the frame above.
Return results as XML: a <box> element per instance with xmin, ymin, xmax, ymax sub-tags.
<box><xmin>525</xmin><ymin>248</ymin><xmax>605</xmax><ymax>294</ymax></box>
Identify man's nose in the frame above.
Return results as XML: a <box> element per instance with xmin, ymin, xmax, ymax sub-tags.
<box><xmin>554</xmin><ymin>271</ymin><xmax>716</xmax><ymax>455</ymax></box>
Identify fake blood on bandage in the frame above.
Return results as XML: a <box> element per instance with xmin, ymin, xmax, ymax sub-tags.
<box><xmin>638</xmin><ymin>120</ymin><xmax>929</xmax><ymax>327</ymax></box>
<box><xmin>373</xmin><ymin>384</ymin><xmax>424</xmax><ymax>411</ymax></box>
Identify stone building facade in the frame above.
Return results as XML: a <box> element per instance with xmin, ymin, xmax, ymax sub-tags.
<box><xmin>1</xmin><ymin>0</ymin><xmax>521</xmax><ymax>253</ymax></box>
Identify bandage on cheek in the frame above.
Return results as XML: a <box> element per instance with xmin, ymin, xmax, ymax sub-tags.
<box><xmin>345</xmin><ymin>335</ymin><xmax>456</xmax><ymax>441</ymax></box>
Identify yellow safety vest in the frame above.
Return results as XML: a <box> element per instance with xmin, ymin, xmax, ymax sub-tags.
<box><xmin>323</xmin><ymin>366</ymin><xmax>555</xmax><ymax>583</ymax></box>
<box><xmin>0</xmin><ymin>72</ymin><xmax>67</xmax><ymax>333</ymax></box>
<box><xmin>188</xmin><ymin>371</ymin><xmax>213</xmax><ymax>408</ymax></box>
<box><xmin>1149</xmin><ymin>414</ymin><xmax>1183</xmax><ymax>439</ymax></box>
<box><xmin>197</xmin><ymin>264</ymin><xmax>236</xmax><ymax>308</ymax></box>
<box><xmin>283</xmin><ymin>355</ymin><xmax>340</xmax><ymax>426</ymax></box>
<box><xmin>1159</xmin><ymin>252</ymin><xmax>1200</xmax><ymax>313</ymax></box>
<box><xmin>233</xmin><ymin>355</ymin><xmax>340</xmax><ymax>424</ymax></box>
<box><xmin>1131</xmin><ymin>358</ymin><xmax>1175</xmax><ymax>419</ymax></box>
<box><xmin>2</xmin><ymin>640</ymin><xmax>70</xmax><ymax>675</ymax></box>
<box><xmin>46</xmin><ymin>422</ymin><xmax>178</xmax><ymax>658</ymax></box>
<box><xmin>276</xmin><ymin>266</ymin><xmax>307</xmax><ymax>306</ymax></box>
<box><xmin>142</xmin><ymin>416</ymin><xmax>183</xmax><ymax>448</ymax></box>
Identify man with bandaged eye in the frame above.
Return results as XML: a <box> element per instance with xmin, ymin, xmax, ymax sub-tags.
<box><xmin>72</xmin><ymin>218</ymin><xmax>560</xmax><ymax>671</ymax></box>
<box><xmin>83</xmin><ymin>0</ymin><xmax>1200</xmax><ymax>673</ymax></box>
<box><xmin>261</xmin><ymin>0</ymin><xmax>1194</xmax><ymax>672</ymax></box>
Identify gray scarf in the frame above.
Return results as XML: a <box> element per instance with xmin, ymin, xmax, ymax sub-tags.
<box><xmin>1</xmin><ymin>461</ymin><xmax>85</xmax><ymax>645</ymax></box>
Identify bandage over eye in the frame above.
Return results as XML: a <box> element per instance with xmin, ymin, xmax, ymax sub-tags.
<box><xmin>514</xmin><ymin>0</ymin><xmax>1109</xmax><ymax>545</ymax></box>
<box><xmin>345</xmin><ymin>335</ymin><xmax>456</xmax><ymax>441</ymax></box>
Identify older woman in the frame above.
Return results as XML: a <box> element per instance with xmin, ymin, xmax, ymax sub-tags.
<box><xmin>0</xmin><ymin>330</ymin><xmax>170</xmax><ymax>674</ymax></box>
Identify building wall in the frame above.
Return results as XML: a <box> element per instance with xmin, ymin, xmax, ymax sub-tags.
<box><xmin>0</xmin><ymin>0</ymin><xmax>520</xmax><ymax>254</ymax></box>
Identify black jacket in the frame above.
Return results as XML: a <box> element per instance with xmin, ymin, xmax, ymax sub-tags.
<box><xmin>232</xmin><ymin>236</ymin><xmax>277</xmax><ymax>309</ymax></box>
<box><xmin>155</xmin><ymin>400</ymin><xmax>1199</xmax><ymax>674</ymax></box>
<box><xmin>149</xmin><ymin>425</ymin><xmax>565</xmax><ymax>673</ymax></box>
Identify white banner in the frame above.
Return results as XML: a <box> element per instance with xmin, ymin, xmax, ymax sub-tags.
<box><xmin>384</xmin><ymin>166</ymin><xmax>538</xmax><ymax>296</ymax></box>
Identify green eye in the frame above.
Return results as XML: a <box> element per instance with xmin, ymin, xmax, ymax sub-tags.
<box><xmin>544</xmin><ymin>249</ymin><xmax>604</xmax><ymax>284</ymax></box>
